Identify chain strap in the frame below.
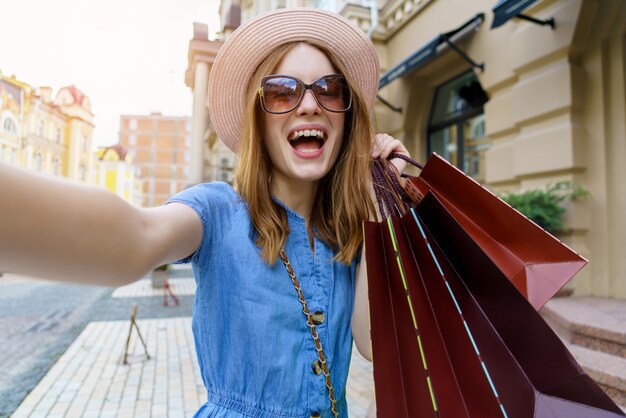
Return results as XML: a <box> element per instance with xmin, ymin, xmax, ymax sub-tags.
<box><xmin>279</xmin><ymin>249</ymin><xmax>339</xmax><ymax>418</ymax></box>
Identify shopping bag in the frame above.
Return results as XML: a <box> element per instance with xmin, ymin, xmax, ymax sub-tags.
<box><xmin>402</xmin><ymin>153</ymin><xmax>587</xmax><ymax>310</ymax></box>
<box><xmin>364</xmin><ymin>157</ymin><xmax>624</xmax><ymax>417</ymax></box>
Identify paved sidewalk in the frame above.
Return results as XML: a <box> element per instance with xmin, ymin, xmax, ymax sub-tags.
<box><xmin>11</xmin><ymin>317</ymin><xmax>375</xmax><ymax>418</ymax></box>
<box><xmin>112</xmin><ymin>279</ymin><xmax>196</xmax><ymax>298</ymax></box>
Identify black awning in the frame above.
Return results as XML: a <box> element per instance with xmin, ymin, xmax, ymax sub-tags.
<box><xmin>379</xmin><ymin>13</ymin><xmax>484</xmax><ymax>90</ymax></box>
<box><xmin>491</xmin><ymin>0</ymin><xmax>554</xmax><ymax>29</ymax></box>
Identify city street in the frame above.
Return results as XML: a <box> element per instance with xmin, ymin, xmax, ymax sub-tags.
<box><xmin>0</xmin><ymin>269</ymin><xmax>375</xmax><ymax>417</ymax></box>
<box><xmin>0</xmin><ymin>272</ymin><xmax>194</xmax><ymax>417</ymax></box>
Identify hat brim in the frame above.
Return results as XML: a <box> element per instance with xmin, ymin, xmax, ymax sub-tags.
<box><xmin>207</xmin><ymin>7</ymin><xmax>380</xmax><ymax>153</ymax></box>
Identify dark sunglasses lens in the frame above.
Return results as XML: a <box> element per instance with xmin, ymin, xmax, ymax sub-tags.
<box><xmin>262</xmin><ymin>77</ymin><xmax>302</xmax><ymax>113</ymax></box>
<box><xmin>313</xmin><ymin>76</ymin><xmax>351</xmax><ymax>112</ymax></box>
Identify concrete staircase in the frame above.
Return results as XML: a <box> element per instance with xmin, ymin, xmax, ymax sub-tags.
<box><xmin>540</xmin><ymin>297</ymin><xmax>626</xmax><ymax>410</ymax></box>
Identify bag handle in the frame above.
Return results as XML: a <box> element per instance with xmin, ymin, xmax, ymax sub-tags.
<box><xmin>371</xmin><ymin>153</ymin><xmax>424</xmax><ymax>218</ymax></box>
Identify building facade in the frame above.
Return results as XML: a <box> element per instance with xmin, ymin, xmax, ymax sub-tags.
<box><xmin>95</xmin><ymin>144</ymin><xmax>144</xmax><ymax>207</ymax></box>
<box><xmin>340</xmin><ymin>0</ymin><xmax>625</xmax><ymax>299</ymax></box>
<box><xmin>118</xmin><ymin>113</ymin><xmax>192</xmax><ymax>207</ymax></box>
<box><xmin>0</xmin><ymin>74</ymin><xmax>95</xmax><ymax>182</ymax></box>
<box><xmin>52</xmin><ymin>86</ymin><xmax>95</xmax><ymax>182</ymax></box>
<box><xmin>0</xmin><ymin>75</ymin><xmax>27</xmax><ymax>166</ymax></box>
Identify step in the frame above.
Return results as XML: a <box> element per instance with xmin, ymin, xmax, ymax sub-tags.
<box><xmin>541</xmin><ymin>297</ymin><xmax>626</xmax><ymax>358</ymax></box>
<box><xmin>540</xmin><ymin>297</ymin><xmax>626</xmax><ymax>409</ymax></box>
<box><xmin>567</xmin><ymin>342</ymin><xmax>626</xmax><ymax>408</ymax></box>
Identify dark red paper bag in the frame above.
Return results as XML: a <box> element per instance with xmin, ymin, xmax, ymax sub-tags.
<box><xmin>364</xmin><ymin>155</ymin><xmax>623</xmax><ymax>417</ymax></box>
<box><xmin>403</xmin><ymin>153</ymin><xmax>586</xmax><ymax>310</ymax></box>
<box><xmin>365</xmin><ymin>195</ymin><xmax>625</xmax><ymax>417</ymax></box>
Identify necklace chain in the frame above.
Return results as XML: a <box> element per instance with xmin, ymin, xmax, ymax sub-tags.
<box><xmin>279</xmin><ymin>249</ymin><xmax>339</xmax><ymax>418</ymax></box>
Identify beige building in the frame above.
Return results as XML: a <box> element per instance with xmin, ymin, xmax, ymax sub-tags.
<box><xmin>118</xmin><ymin>113</ymin><xmax>192</xmax><ymax>207</ymax></box>
<box><xmin>342</xmin><ymin>0</ymin><xmax>625</xmax><ymax>299</ymax></box>
<box><xmin>187</xmin><ymin>0</ymin><xmax>625</xmax><ymax>299</ymax></box>
<box><xmin>0</xmin><ymin>74</ymin><xmax>95</xmax><ymax>182</ymax></box>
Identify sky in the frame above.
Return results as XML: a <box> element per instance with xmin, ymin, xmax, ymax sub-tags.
<box><xmin>0</xmin><ymin>0</ymin><xmax>221</xmax><ymax>147</ymax></box>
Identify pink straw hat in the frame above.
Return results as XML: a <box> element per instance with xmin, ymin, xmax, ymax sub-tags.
<box><xmin>207</xmin><ymin>7</ymin><xmax>380</xmax><ymax>153</ymax></box>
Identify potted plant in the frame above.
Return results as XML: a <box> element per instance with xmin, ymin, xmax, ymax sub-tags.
<box><xmin>151</xmin><ymin>264</ymin><xmax>169</xmax><ymax>288</ymax></box>
<box><xmin>500</xmin><ymin>181</ymin><xmax>589</xmax><ymax>236</ymax></box>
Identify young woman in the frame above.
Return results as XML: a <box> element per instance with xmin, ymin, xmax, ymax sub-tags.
<box><xmin>0</xmin><ymin>8</ymin><xmax>409</xmax><ymax>418</ymax></box>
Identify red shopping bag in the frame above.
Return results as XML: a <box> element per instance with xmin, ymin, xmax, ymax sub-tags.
<box><xmin>402</xmin><ymin>153</ymin><xmax>587</xmax><ymax>310</ymax></box>
<box><xmin>364</xmin><ymin>156</ymin><xmax>624</xmax><ymax>417</ymax></box>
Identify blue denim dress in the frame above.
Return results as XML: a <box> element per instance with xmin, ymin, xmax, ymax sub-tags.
<box><xmin>166</xmin><ymin>182</ymin><xmax>357</xmax><ymax>418</ymax></box>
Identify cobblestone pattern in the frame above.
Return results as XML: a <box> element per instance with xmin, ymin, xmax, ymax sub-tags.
<box><xmin>346</xmin><ymin>347</ymin><xmax>375</xmax><ymax>418</ymax></box>
<box><xmin>11</xmin><ymin>318</ymin><xmax>206</xmax><ymax>418</ymax></box>
<box><xmin>11</xmin><ymin>317</ymin><xmax>377</xmax><ymax>418</ymax></box>
<box><xmin>0</xmin><ymin>277</ymin><xmax>193</xmax><ymax>417</ymax></box>
<box><xmin>0</xmin><ymin>278</ymin><xmax>110</xmax><ymax>418</ymax></box>
<box><xmin>112</xmin><ymin>279</ymin><xmax>196</xmax><ymax>298</ymax></box>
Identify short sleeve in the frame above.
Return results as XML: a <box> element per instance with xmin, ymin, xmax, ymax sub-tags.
<box><xmin>164</xmin><ymin>182</ymin><xmax>240</xmax><ymax>264</ymax></box>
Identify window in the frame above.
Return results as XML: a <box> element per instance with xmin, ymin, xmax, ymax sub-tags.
<box><xmin>52</xmin><ymin>159</ymin><xmax>60</xmax><ymax>176</ymax></box>
<box><xmin>428</xmin><ymin>71</ymin><xmax>489</xmax><ymax>181</ymax></box>
<box><xmin>3</xmin><ymin>118</ymin><xmax>16</xmax><ymax>134</ymax></box>
<box><xmin>38</xmin><ymin>120</ymin><xmax>45</xmax><ymax>137</ymax></box>
<box><xmin>34</xmin><ymin>153</ymin><xmax>42</xmax><ymax>171</ymax></box>
<box><xmin>184</xmin><ymin>135</ymin><xmax>191</xmax><ymax>147</ymax></box>
<box><xmin>56</xmin><ymin>128</ymin><xmax>61</xmax><ymax>143</ymax></box>
<box><xmin>185</xmin><ymin>121</ymin><xmax>192</xmax><ymax>132</ymax></box>
<box><xmin>82</xmin><ymin>135</ymin><xmax>89</xmax><ymax>152</ymax></box>
<box><xmin>79</xmin><ymin>164</ymin><xmax>86</xmax><ymax>181</ymax></box>
<box><xmin>129</xmin><ymin>134</ymin><xmax>137</xmax><ymax>146</ymax></box>
<box><xmin>130</xmin><ymin>119</ymin><xmax>137</xmax><ymax>130</ymax></box>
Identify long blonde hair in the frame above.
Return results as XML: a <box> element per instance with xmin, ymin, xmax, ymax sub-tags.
<box><xmin>235</xmin><ymin>41</ymin><xmax>375</xmax><ymax>265</ymax></box>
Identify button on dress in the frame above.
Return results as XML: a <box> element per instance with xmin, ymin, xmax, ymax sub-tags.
<box><xmin>166</xmin><ymin>182</ymin><xmax>358</xmax><ymax>418</ymax></box>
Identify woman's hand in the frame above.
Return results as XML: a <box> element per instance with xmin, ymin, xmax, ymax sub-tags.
<box><xmin>371</xmin><ymin>133</ymin><xmax>410</xmax><ymax>175</ymax></box>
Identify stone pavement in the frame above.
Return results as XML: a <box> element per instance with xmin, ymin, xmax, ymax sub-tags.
<box><xmin>11</xmin><ymin>317</ymin><xmax>375</xmax><ymax>418</ymax></box>
<box><xmin>0</xmin><ymin>275</ymin><xmax>111</xmax><ymax>418</ymax></box>
<box><xmin>112</xmin><ymin>279</ymin><xmax>196</xmax><ymax>298</ymax></box>
<box><xmin>9</xmin><ymin>264</ymin><xmax>376</xmax><ymax>418</ymax></box>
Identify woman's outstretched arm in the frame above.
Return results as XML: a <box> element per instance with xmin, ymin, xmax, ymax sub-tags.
<box><xmin>0</xmin><ymin>162</ymin><xmax>201</xmax><ymax>286</ymax></box>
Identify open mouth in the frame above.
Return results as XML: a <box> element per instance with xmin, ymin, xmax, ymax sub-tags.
<box><xmin>288</xmin><ymin>129</ymin><xmax>327</xmax><ymax>154</ymax></box>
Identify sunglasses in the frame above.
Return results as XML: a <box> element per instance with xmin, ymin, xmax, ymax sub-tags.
<box><xmin>258</xmin><ymin>74</ymin><xmax>352</xmax><ymax>114</ymax></box>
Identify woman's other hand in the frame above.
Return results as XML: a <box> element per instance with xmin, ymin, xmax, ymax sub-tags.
<box><xmin>371</xmin><ymin>133</ymin><xmax>410</xmax><ymax>175</ymax></box>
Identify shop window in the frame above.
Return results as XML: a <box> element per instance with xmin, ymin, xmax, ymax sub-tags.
<box><xmin>428</xmin><ymin>71</ymin><xmax>489</xmax><ymax>181</ymax></box>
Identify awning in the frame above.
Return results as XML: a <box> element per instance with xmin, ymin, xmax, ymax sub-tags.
<box><xmin>491</xmin><ymin>0</ymin><xmax>555</xmax><ymax>29</ymax></box>
<box><xmin>379</xmin><ymin>13</ymin><xmax>485</xmax><ymax>90</ymax></box>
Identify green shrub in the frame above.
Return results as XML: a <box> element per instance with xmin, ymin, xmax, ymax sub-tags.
<box><xmin>500</xmin><ymin>181</ymin><xmax>588</xmax><ymax>235</ymax></box>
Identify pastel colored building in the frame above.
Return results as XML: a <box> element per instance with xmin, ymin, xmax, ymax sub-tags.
<box><xmin>0</xmin><ymin>73</ymin><xmax>95</xmax><ymax>183</ymax></box>
<box><xmin>118</xmin><ymin>113</ymin><xmax>193</xmax><ymax>207</ymax></box>
<box><xmin>95</xmin><ymin>144</ymin><xmax>144</xmax><ymax>207</ymax></box>
<box><xmin>0</xmin><ymin>76</ymin><xmax>24</xmax><ymax>166</ymax></box>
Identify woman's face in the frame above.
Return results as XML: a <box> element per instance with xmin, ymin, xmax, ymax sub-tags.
<box><xmin>262</xmin><ymin>43</ymin><xmax>345</xmax><ymax>185</ymax></box>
